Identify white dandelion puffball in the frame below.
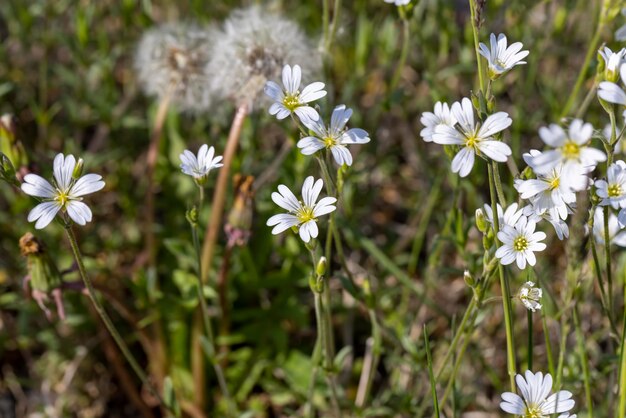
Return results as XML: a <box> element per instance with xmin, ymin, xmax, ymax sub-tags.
<box><xmin>134</xmin><ymin>22</ymin><xmax>215</xmax><ymax>112</ymax></box>
<box><xmin>207</xmin><ymin>5</ymin><xmax>322</xmax><ymax>108</ymax></box>
<box><xmin>21</xmin><ymin>153</ymin><xmax>105</xmax><ymax>229</ymax></box>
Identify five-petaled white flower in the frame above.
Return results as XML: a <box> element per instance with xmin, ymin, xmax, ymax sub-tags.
<box><xmin>264</xmin><ymin>64</ymin><xmax>326</xmax><ymax>121</ymax></box>
<box><xmin>598</xmin><ymin>65</ymin><xmax>626</xmax><ymax>106</ymax></box>
<box><xmin>478</xmin><ymin>33</ymin><xmax>529</xmax><ymax>79</ymax></box>
<box><xmin>500</xmin><ymin>370</ymin><xmax>575</xmax><ymax>417</ymax></box>
<box><xmin>518</xmin><ymin>281</ymin><xmax>542</xmax><ymax>312</ymax></box>
<box><xmin>267</xmin><ymin>176</ymin><xmax>336</xmax><ymax>243</ymax></box>
<box><xmin>420</xmin><ymin>101</ymin><xmax>456</xmax><ymax>142</ymax></box>
<box><xmin>496</xmin><ymin>215</ymin><xmax>546</xmax><ymax>269</ymax></box>
<box><xmin>432</xmin><ymin>98</ymin><xmax>512</xmax><ymax>177</ymax></box>
<box><xmin>595</xmin><ymin>160</ymin><xmax>626</xmax><ymax>210</ymax></box>
<box><xmin>514</xmin><ymin>164</ymin><xmax>578</xmax><ymax>219</ymax></box>
<box><xmin>297</xmin><ymin>105</ymin><xmax>370</xmax><ymax>166</ymax></box>
<box><xmin>527</xmin><ymin>119</ymin><xmax>606</xmax><ymax>175</ymax></box>
<box><xmin>179</xmin><ymin>144</ymin><xmax>223</xmax><ymax>184</ymax></box>
<box><xmin>21</xmin><ymin>153</ymin><xmax>105</xmax><ymax>229</ymax></box>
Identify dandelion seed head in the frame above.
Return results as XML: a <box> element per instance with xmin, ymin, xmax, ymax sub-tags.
<box><xmin>134</xmin><ymin>22</ymin><xmax>215</xmax><ymax>112</ymax></box>
<box><xmin>207</xmin><ymin>6</ymin><xmax>322</xmax><ymax>108</ymax></box>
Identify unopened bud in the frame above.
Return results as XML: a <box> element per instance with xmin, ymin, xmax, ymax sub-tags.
<box><xmin>316</xmin><ymin>257</ymin><xmax>327</xmax><ymax>276</ymax></box>
<box><xmin>72</xmin><ymin>158</ymin><xmax>84</xmax><ymax>179</ymax></box>
<box><xmin>186</xmin><ymin>206</ymin><xmax>198</xmax><ymax>226</ymax></box>
<box><xmin>0</xmin><ymin>152</ymin><xmax>18</xmax><ymax>186</ymax></box>
<box><xmin>464</xmin><ymin>270</ymin><xmax>475</xmax><ymax>287</ymax></box>
<box><xmin>475</xmin><ymin>208</ymin><xmax>488</xmax><ymax>233</ymax></box>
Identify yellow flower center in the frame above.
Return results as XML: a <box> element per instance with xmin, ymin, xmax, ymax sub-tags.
<box><xmin>608</xmin><ymin>183</ymin><xmax>623</xmax><ymax>198</ymax></box>
<box><xmin>523</xmin><ymin>405</ymin><xmax>543</xmax><ymax>418</ymax></box>
<box><xmin>549</xmin><ymin>176</ymin><xmax>560</xmax><ymax>190</ymax></box>
<box><xmin>282</xmin><ymin>94</ymin><xmax>301</xmax><ymax>111</ymax></box>
<box><xmin>561</xmin><ymin>140</ymin><xmax>580</xmax><ymax>159</ymax></box>
<box><xmin>514</xmin><ymin>236</ymin><xmax>529</xmax><ymax>252</ymax></box>
<box><xmin>55</xmin><ymin>190</ymin><xmax>69</xmax><ymax>209</ymax></box>
<box><xmin>323</xmin><ymin>136</ymin><xmax>336</xmax><ymax>148</ymax></box>
<box><xmin>465</xmin><ymin>134</ymin><xmax>478</xmax><ymax>148</ymax></box>
<box><xmin>296</xmin><ymin>205</ymin><xmax>316</xmax><ymax>223</ymax></box>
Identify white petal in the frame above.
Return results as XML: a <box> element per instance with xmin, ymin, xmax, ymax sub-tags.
<box><xmin>28</xmin><ymin>201</ymin><xmax>61</xmax><ymax>229</ymax></box>
<box><xmin>21</xmin><ymin>174</ymin><xmax>56</xmax><ymax>198</ymax></box>
<box><xmin>451</xmin><ymin>147</ymin><xmax>475</xmax><ymax>177</ymax></box>
<box><xmin>66</xmin><ymin>201</ymin><xmax>93</xmax><ymax>225</ymax></box>
<box><xmin>70</xmin><ymin>174</ymin><xmax>105</xmax><ymax>197</ymax></box>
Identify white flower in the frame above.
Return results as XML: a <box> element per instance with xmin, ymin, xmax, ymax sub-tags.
<box><xmin>524</xmin><ymin>205</ymin><xmax>571</xmax><ymax>241</ymax></box>
<box><xmin>432</xmin><ymin>98</ymin><xmax>512</xmax><ymax>177</ymax></box>
<box><xmin>420</xmin><ymin>101</ymin><xmax>457</xmax><ymax>142</ymax></box>
<box><xmin>590</xmin><ymin>208</ymin><xmax>626</xmax><ymax>247</ymax></box>
<box><xmin>599</xmin><ymin>47</ymin><xmax>626</xmax><ymax>82</ymax></box>
<box><xmin>478</xmin><ymin>33</ymin><xmax>529</xmax><ymax>79</ymax></box>
<box><xmin>297</xmin><ymin>105</ymin><xmax>370</xmax><ymax>166</ymax></box>
<box><xmin>598</xmin><ymin>65</ymin><xmax>626</xmax><ymax>106</ymax></box>
<box><xmin>518</xmin><ymin>281</ymin><xmax>542</xmax><ymax>312</ymax></box>
<box><xmin>483</xmin><ymin>203</ymin><xmax>524</xmax><ymax>228</ymax></box>
<box><xmin>496</xmin><ymin>215</ymin><xmax>547</xmax><ymax>269</ymax></box>
<box><xmin>179</xmin><ymin>144</ymin><xmax>223</xmax><ymax>183</ymax></box>
<box><xmin>500</xmin><ymin>370</ymin><xmax>575</xmax><ymax>417</ymax></box>
<box><xmin>515</xmin><ymin>165</ymin><xmax>577</xmax><ymax>217</ymax></box>
<box><xmin>264</xmin><ymin>64</ymin><xmax>326</xmax><ymax>121</ymax></box>
<box><xmin>384</xmin><ymin>0</ymin><xmax>411</xmax><ymax>5</ymax></box>
<box><xmin>595</xmin><ymin>160</ymin><xmax>626</xmax><ymax>209</ymax></box>
<box><xmin>528</xmin><ymin>119</ymin><xmax>606</xmax><ymax>175</ymax></box>
<box><xmin>21</xmin><ymin>153</ymin><xmax>105</xmax><ymax>229</ymax></box>
<box><xmin>266</xmin><ymin>176</ymin><xmax>336</xmax><ymax>243</ymax></box>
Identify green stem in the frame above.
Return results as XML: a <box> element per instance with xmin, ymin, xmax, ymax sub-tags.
<box><xmin>555</xmin><ymin>319</ymin><xmax>570</xmax><ymax>390</ymax></box>
<box><xmin>618</xmin><ymin>289</ymin><xmax>626</xmax><ymax>417</ymax></box>
<box><xmin>64</xmin><ymin>226</ymin><xmax>168</xmax><ymax>410</ymax></box>
<box><xmin>574</xmin><ymin>305</ymin><xmax>594</xmax><ymax>417</ymax></box>
<box><xmin>488</xmin><ymin>162</ymin><xmax>516</xmax><ymax>390</ymax></box>
<box><xmin>435</xmin><ymin>296</ymin><xmax>477</xmax><ymax>381</ymax></box>
<box><xmin>541</xmin><ymin>314</ymin><xmax>555</xmax><ymax>378</ymax></box>
<box><xmin>560</xmin><ymin>21</ymin><xmax>604</xmax><ymax>118</ymax></box>
<box><xmin>527</xmin><ymin>309</ymin><xmax>533</xmax><ymax>371</ymax></box>
<box><xmin>604</xmin><ymin>205</ymin><xmax>614</xmax><ymax>320</ymax></box>
<box><xmin>468</xmin><ymin>0</ymin><xmax>485</xmax><ymax>92</ymax></box>
<box><xmin>305</xmin><ymin>340</ymin><xmax>322</xmax><ymax>418</ymax></box>
<box><xmin>324</xmin><ymin>0</ymin><xmax>341</xmax><ymax>53</ymax></box>
<box><xmin>424</xmin><ymin>326</ymin><xmax>441</xmax><ymax>418</ymax></box>
<box><xmin>389</xmin><ymin>13</ymin><xmax>410</xmax><ymax>93</ymax></box>
<box><xmin>191</xmin><ymin>224</ymin><xmax>234</xmax><ymax>412</ymax></box>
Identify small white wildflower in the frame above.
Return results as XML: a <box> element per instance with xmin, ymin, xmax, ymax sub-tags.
<box><xmin>514</xmin><ymin>166</ymin><xmax>577</xmax><ymax>217</ymax></box>
<box><xmin>483</xmin><ymin>203</ymin><xmax>524</xmax><ymax>229</ymax></box>
<box><xmin>179</xmin><ymin>144</ymin><xmax>223</xmax><ymax>184</ymax></box>
<box><xmin>500</xmin><ymin>370</ymin><xmax>575</xmax><ymax>417</ymax></box>
<box><xmin>528</xmin><ymin>119</ymin><xmax>606</xmax><ymax>175</ymax></box>
<box><xmin>134</xmin><ymin>23</ymin><xmax>215</xmax><ymax>112</ymax></box>
<box><xmin>420</xmin><ymin>101</ymin><xmax>457</xmax><ymax>142</ymax></box>
<box><xmin>264</xmin><ymin>64</ymin><xmax>326</xmax><ymax>121</ymax></box>
<box><xmin>432</xmin><ymin>97</ymin><xmax>512</xmax><ymax>177</ymax></box>
<box><xmin>599</xmin><ymin>47</ymin><xmax>626</xmax><ymax>82</ymax></box>
<box><xmin>524</xmin><ymin>205</ymin><xmax>571</xmax><ymax>241</ymax></box>
<box><xmin>478</xmin><ymin>33</ymin><xmax>529</xmax><ymax>79</ymax></box>
<box><xmin>266</xmin><ymin>176</ymin><xmax>336</xmax><ymax>243</ymax></box>
<box><xmin>207</xmin><ymin>6</ymin><xmax>322</xmax><ymax>108</ymax></box>
<box><xmin>297</xmin><ymin>105</ymin><xmax>370</xmax><ymax>166</ymax></box>
<box><xmin>21</xmin><ymin>153</ymin><xmax>105</xmax><ymax>229</ymax></box>
<box><xmin>590</xmin><ymin>208</ymin><xmax>626</xmax><ymax>246</ymax></box>
<box><xmin>518</xmin><ymin>281</ymin><xmax>542</xmax><ymax>312</ymax></box>
<box><xmin>598</xmin><ymin>65</ymin><xmax>626</xmax><ymax>106</ymax></box>
<box><xmin>496</xmin><ymin>215</ymin><xmax>547</xmax><ymax>269</ymax></box>
<box><xmin>595</xmin><ymin>160</ymin><xmax>626</xmax><ymax>209</ymax></box>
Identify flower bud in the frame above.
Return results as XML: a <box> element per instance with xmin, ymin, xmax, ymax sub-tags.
<box><xmin>475</xmin><ymin>208</ymin><xmax>488</xmax><ymax>233</ymax></box>
<box><xmin>316</xmin><ymin>256</ymin><xmax>327</xmax><ymax>277</ymax></box>
<box><xmin>463</xmin><ymin>270</ymin><xmax>475</xmax><ymax>287</ymax></box>
<box><xmin>72</xmin><ymin>158</ymin><xmax>84</xmax><ymax>179</ymax></box>
<box><xmin>186</xmin><ymin>206</ymin><xmax>198</xmax><ymax>226</ymax></box>
<box><xmin>0</xmin><ymin>152</ymin><xmax>18</xmax><ymax>186</ymax></box>
<box><xmin>517</xmin><ymin>281</ymin><xmax>542</xmax><ymax>312</ymax></box>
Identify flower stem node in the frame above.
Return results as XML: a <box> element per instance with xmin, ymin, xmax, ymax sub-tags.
<box><xmin>186</xmin><ymin>206</ymin><xmax>199</xmax><ymax>227</ymax></box>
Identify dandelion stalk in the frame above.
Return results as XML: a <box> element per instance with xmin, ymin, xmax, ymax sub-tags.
<box><xmin>200</xmin><ymin>104</ymin><xmax>249</xmax><ymax>283</ymax></box>
<box><xmin>189</xmin><ymin>190</ymin><xmax>234</xmax><ymax>415</ymax></box>
<box><xmin>488</xmin><ymin>162</ymin><xmax>516</xmax><ymax>391</ymax></box>
<box><xmin>64</xmin><ymin>225</ymin><xmax>168</xmax><ymax>410</ymax></box>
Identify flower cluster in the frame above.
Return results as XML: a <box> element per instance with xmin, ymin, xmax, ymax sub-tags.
<box><xmin>264</xmin><ymin>64</ymin><xmax>370</xmax><ymax>242</ymax></box>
